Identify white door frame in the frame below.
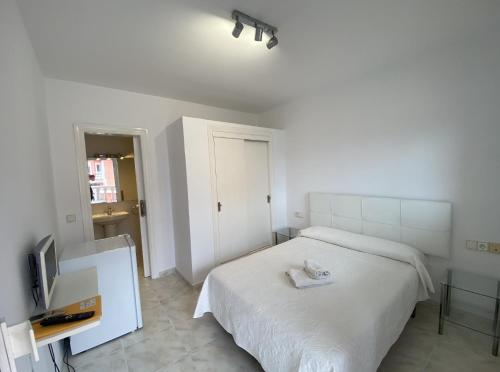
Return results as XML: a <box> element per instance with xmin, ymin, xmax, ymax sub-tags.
<box><xmin>74</xmin><ymin>123</ymin><xmax>155</xmax><ymax>277</ymax></box>
<box><xmin>207</xmin><ymin>126</ymin><xmax>275</xmax><ymax>265</ymax></box>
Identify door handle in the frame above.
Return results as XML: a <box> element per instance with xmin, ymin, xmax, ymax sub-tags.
<box><xmin>139</xmin><ymin>200</ymin><xmax>147</xmax><ymax>217</ymax></box>
<box><xmin>217</xmin><ymin>202</ymin><xmax>222</xmax><ymax>212</ymax></box>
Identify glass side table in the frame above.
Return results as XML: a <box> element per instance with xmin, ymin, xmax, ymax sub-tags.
<box><xmin>273</xmin><ymin>227</ymin><xmax>299</xmax><ymax>245</ymax></box>
<box><xmin>439</xmin><ymin>268</ymin><xmax>500</xmax><ymax>356</ymax></box>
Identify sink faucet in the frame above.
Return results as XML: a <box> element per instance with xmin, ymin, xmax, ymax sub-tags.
<box><xmin>106</xmin><ymin>206</ymin><xmax>113</xmax><ymax>216</ymax></box>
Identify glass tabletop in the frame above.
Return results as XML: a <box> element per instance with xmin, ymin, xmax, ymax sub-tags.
<box><xmin>441</xmin><ymin>268</ymin><xmax>500</xmax><ymax>300</ymax></box>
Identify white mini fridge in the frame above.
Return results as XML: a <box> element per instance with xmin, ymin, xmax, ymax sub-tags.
<box><xmin>59</xmin><ymin>235</ymin><xmax>143</xmax><ymax>354</ymax></box>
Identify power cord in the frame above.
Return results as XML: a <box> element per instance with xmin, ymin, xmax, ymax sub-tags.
<box><xmin>31</xmin><ymin>286</ymin><xmax>40</xmax><ymax>307</ymax></box>
<box><xmin>46</xmin><ymin>339</ymin><xmax>76</xmax><ymax>372</ymax></box>
<box><xmin>48</xmin><ymin>344</ymin><xmax>61</xmax><ymax>372</ymax></box>
<box><xmin>63</xmin><ymin>338</ymin><xmax>76</xmax><ymax>372</ymax></box>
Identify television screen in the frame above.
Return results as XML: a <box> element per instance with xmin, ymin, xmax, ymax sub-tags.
<box><xmin>44</xmin><ymin>240</ymin><xmax>57</xmax><ymax>297</ymax></box>
<box><xmin>34</xmin><ymin>234</ymin><xmax>58</xmax><ymax>309</ymax></box>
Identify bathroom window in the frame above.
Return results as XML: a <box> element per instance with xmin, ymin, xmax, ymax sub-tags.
<box><xmin>88</xmin><ymin>159</ymin><xmax>120</xmax><ymax>203</ymax></box>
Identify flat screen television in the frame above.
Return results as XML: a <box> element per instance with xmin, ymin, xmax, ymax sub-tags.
<box><xmin>34</xmin><ymin>234</ymin><xmax>58</xmax><ymax>309</ymax></box>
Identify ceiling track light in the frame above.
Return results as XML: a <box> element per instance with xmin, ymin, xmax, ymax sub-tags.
<box><xmin>232</xmin><ymin>16</ymin><xmax>243</xmax><ymax>38</ymax></box>
<box><xmin>231</xmin><ymin>10</ymin><xmax>278</xmax><ymax>49</ymax></box>
<box><xmin>255</xmin><ymin>24</ymin><xmax>263</xmax><ymax>41</ymax></box>
<box><xmin>266</xmin><ymin>31</ymin><xmax>278</xmax><ymax>49</ymax></box>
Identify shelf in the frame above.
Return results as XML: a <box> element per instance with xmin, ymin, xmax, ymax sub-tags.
<box><xmin>0</xmin><ymin>267</ymin><xmax>101</xmax><ymax>371</ymax></box>
<box><xmin>33</xmin><ymin>295</ymin><xmax>102</xmax><ymax>347</ymax></box>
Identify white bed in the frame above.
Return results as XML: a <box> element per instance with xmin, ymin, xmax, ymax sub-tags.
<box><xmin>194</xmin><ymin>194</ymin><xmax>452</xmax><ymax>372</ymax></box>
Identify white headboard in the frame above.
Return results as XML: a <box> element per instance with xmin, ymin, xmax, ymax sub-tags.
<box><xmin>309</xmin><ymin>193</ymin><xmax>452</xmax><ymax>258</ymax></box>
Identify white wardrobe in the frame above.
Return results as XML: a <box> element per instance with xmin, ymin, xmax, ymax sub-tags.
<box><xmin>214</xmin><ymin>137</ymin><xmax>272</xmax><ymax>263</ymax></box>
<box><xmin>167</xmin><ymin>117</ymin><xmax>286</xmax><ymax>285</ymax></box>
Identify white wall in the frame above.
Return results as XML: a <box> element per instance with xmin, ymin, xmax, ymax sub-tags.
<box><xmin>260</xmin><ymin>27</ymin><xmax>500</xmax><ymax>283</ymax></box>
<box><xmin>44</xmin><ymin>79</ymin><xmax>259</xmax><ymax>277</ymax></box>
<box><xmin>166</xmin><ymin>118</ymin><xmax>192</xmax><ymax>282</ymax></box>
<box><xmin>0</xmin><ymin>0</ymin><xmax>61</xmax><ymax>370</ymax></box>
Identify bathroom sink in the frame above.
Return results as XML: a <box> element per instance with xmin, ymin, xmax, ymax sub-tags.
<box><xmin>92</xmin><ymin>211</ymin><xmax>129</xmax><ymax>225</ymax></box>
<box><xmin>92</xmin><ymin>211</ymin><xmax>129</xmax><ymax>238</ymax></box>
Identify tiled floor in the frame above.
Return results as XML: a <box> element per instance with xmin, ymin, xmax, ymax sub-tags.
<box><xmin>71</xmin><ymin>272</ymin><xmax>500</xmax><ymax>372</ymax></box>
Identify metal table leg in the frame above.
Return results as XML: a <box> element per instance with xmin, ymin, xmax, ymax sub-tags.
<box><xmin>439</xmin><ymin>282</ymin><xmax>446</xmax><ymax>335</ymax></box>
<box><xmin>493</xmin><ymin>282</ymin><xmax>500</xmax><ymax>356</ymax></box>
<box><xmin>445</xmin><ymin>270</ymin><xmax>452</xmax><ymax>317</ymax></box>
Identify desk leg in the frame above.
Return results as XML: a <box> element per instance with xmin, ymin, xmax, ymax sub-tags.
<box><xmin>492</xmin><ymin>282</ymin><xmax>500</xmax><ymax>356</ymax></box>
<box><xmin>445</xmin><ymin>270</ymin><xmax>452</xmax><ymax>317</ymax></box>
<box><xmin>439</xmin><ymin>283</ymin><xmax>446</xmax><ymax>335</ymax></box>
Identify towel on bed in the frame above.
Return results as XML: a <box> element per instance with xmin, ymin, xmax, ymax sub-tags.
<box><xmin>286</xmin><ymin>268</ymin><xmax>333</xmax><ymax>289</ymax></box>
<box><xmin>304</xmin><ymin>259</ymin><xmax>331</xmax><ymax>280</ymax></box>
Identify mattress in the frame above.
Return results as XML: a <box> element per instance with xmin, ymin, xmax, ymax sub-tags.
<box><xmin>194</xmin><ymin>228</ymin><xmax>432</xmax><ymax>372</ymax></box>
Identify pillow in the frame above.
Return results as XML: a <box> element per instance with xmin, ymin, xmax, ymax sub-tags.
<box><xmin>299</xmin><ymin>226</ymin><xmax>434</xmax><ymax>300</ymax></box>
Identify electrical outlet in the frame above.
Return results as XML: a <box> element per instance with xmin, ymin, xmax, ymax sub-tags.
<box><xmin>66</xmin><ymin>214</ymin><xmax>76</xmax><ymax>223</ymax></box>
<box><xmin>488</xmin><ymin>243</ymin><xmax>500</xmax><ymax>254</ymax></box>
<box><xmin>477</xmin><ymin>241</ymin><xmax>489</xmax><ymax>251</ymax></box>
<box><xmin>466</xmin><ymin>240</ymin><xmax>478</xmax><ymax>250</ymax></box>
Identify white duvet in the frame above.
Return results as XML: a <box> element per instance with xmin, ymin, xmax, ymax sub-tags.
<box><xmin>194</xmin><ymin>227</ymin><xmax>434</xmax><ymax>372</ymax></box>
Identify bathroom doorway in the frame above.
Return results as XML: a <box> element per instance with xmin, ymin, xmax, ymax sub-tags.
<box><xmin>74</xmin><ymin>124</ymin><xmax>153</xmax><ymax>277</ymax></box>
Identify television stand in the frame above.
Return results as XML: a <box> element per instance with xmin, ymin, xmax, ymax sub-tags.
<box><xmin>0</xmin><ymin>267</ymin><xmax>101</xmax><ymax>372</ymax></box>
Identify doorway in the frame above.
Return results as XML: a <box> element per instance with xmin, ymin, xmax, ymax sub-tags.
<box><xmin>74</xmin><ymin>124</ymin><xmax>153</xmax><ymax>277</ymax></box>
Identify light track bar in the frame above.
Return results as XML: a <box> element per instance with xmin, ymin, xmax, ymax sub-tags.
<box><xmin>231</xmin><ymin>10</ymin><xmax>278</xmax><ymax>36</ymax></box>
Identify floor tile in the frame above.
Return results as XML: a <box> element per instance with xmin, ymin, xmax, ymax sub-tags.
<box><xmin>72</xmin><ymin>354</ymin><xmax>128</xmax><ymax>372</ymax></box>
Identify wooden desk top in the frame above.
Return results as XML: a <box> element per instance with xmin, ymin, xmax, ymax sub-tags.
<box><xmin>32</xmin><ymin>296</ymin><xmax>102</xmax><ymax>344</ymax></box>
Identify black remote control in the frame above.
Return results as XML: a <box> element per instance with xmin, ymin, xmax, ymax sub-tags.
<box><xmin>40</xmin><ymin>311</ymin><xmax>95</xmax><ymax>326</ymax></box>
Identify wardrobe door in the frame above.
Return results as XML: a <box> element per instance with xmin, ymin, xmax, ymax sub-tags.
<box><xmin>213</xmin><ymin>137</ymin><xmax>248</xmax><ymax>263</ymax></box>
<box><xmin>244</xmin><ymin>140</ymin><xmax>272</xmax><ymax>251</ymax></box>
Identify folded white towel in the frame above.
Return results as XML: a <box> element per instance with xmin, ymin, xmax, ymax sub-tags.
<box><xmin>304</xmin><ymin>259</ymin><xmax>331</xmax><ymax>280</ymax></box>
<box><xmin>286</xmin><ymin>268</ymin><xmax>333</xmax><ymax>289</ymax></box>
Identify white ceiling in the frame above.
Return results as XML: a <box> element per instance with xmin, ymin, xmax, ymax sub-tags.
<box><xmin>17</xmin><ymin>0</ymin><xmax>500</xmax><ymax>113</ymax></box>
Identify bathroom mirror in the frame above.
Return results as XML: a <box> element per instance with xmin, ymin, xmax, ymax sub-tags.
<box><xmin>85</xmin><ymin>133</ymin><xmax>138</xmax><ymax>205</ymax></box>
<box><xmin>87</xmin><ymin>157</ymin><xmax>137</xmax><ymax>204</ymax></box>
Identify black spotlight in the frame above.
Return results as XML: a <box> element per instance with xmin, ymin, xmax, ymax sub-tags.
<box><xmin>266</xmin><ymin>32</ymin><xmax>278</xmax><ymax>49</ymax></box>
<box><xmin>254</xmin><ymin>25</ymin><xmax>263</xmax><ymax>41</ymax></box>
<box><xmin>232</xmin><ymin>18</ymin><xmax>243</xmax><ymax>38</ymax></box>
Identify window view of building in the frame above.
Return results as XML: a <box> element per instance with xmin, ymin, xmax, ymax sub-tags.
<box><xmin>88</xmin><ymin>159</ymin><xmax>119</xmax><ymax>203</ymax></box>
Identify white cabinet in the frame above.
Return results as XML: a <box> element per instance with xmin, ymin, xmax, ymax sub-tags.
<box><xmin>167</xmin><ymin>117</ymin><xmax>286</xmax><ymax>285</ymax></box>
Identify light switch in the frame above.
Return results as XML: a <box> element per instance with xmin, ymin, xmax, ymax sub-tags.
<box><xmin>294</xmin><ymin>211</ymin><xmax>305</xmax><ymax>219</ymax></box>
<box><xmin>66</xmin><ymin>214</ymin><xmax>76</xmax><ymax>223</ymax></box>
<box><xmin>466</xmin><ymin>240</ymin><xmax>477</xmax><ymax>250</ymax></box>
